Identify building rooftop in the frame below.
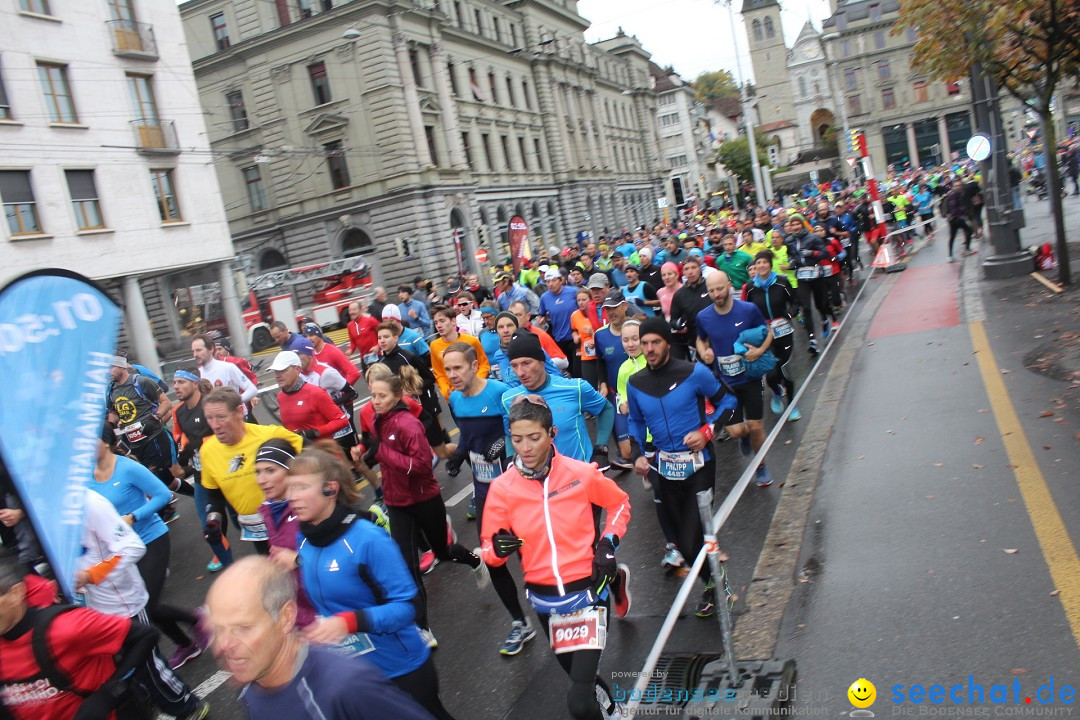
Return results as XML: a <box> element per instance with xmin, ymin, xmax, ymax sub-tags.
<box><xmin>823</xmin><ymin>0</ymin><xmax>901</xmax><ymax>28</ymax></box>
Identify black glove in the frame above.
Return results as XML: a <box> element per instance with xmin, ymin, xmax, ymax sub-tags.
<box><xmin>483</xmin><ymin>437</ymin><xmax>506</xmax><ymax>463</ymax></box>
<box><xmin>492</xmin><ymin>528</ymin><xmax>523</xmax><ymax>558</ymax></box>
<box><xmin>298</xmin><ymin>428</ymin><xmax>319</xmax><ymax>440</ymax></box>
<box><xmin>445</xmin><ymin>454</ymin><xmax>464</xmax><ymax>477</ymax></box>
<box><xmin>203</xmin><ymin>513</ymin><xmax>223</xmax><ymax>545</ymax></box>
<box><xmin>592</xmin><ymin>536</ymin><xmax>617</xmax><ymax>594</ymax></box>
<box><xmin>591</xmin><ymin>445</ymin><xmax>611</xmax><ymax>472</ymax></box>
<box><xmin>74</xmin><ymin>685</ymin><xmax>122</xmax><ymax>720</ymax></box>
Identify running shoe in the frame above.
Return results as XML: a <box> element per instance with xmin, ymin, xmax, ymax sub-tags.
<box><xmin>821</xmin><ymin>321</ymin><xmax>831</xmax><ymax>340</ymax></box>
<box><xmin>419</xmin><ymin>551</ymin><xmax>438</xmax><ymax>575</ymax></box>
<box><xmin>206</xmin><ymin>557</ymin><xmax>223</xmax><ymax>573</ymax></box>
<box><xmin>661</xmin><ymin>544</ymin><xmax>685</xmax><ymax>569</ymax></box>
<box><xmin>962</xmin><ymin>248</ymin><xmax>978</xmax><ymax>256</ymax></box>
<box><xmin>472</xmin><ymin>549</ymin><xmax>491</xmax><ymax>590</ymax></box>
<box><xmin>695</xmin><ymin>583</ymin><xmax>717</xmax><ymax>618</ymax></box>
<box><xmin>160</xmin><ymin>506</ymin><xmax>179</xmax><ymax>525</ymax></box>
<box><xmin>499</xmin><ymin>619</ymin><xmax>537</xmax><ymax>656</ymax></box>
<box><xmin>447</xmin><ymin>515</ymin><xmax>457</xmax><ymax>545</ymax></box>
<box><xmin>808</xmin><ymin>338</ymin><xmax>818</xmax><ymax>354</ymax></box>
<box><xmin>948</xmin><ymin>255</ymin><xmax>957</xmax><ymax>263</ymax></box>
<box><xmin>611</xmin><ymin>455</ymin><xmax>635</xmax><ymax>471</ymax></box>
<box><xmin>755</xmin><ymin>465</ymin><xmax>774</xmax><ymax>488</ymax></box>
<box><xmin>832</xmin><ymin>320</ymin><xmax>840</xmax><ymax>330</ymax></box>
<box><xmin>769</xmin><ymin>390</ymin><xmax>785</xmax><ymax>415</ymax></box>
<box><xmin>179</xmin><ymin>699</ymin><xmax>210</xmax><ymax>720</ymax></box>
<box><xmin>596</xmin><ymin>680</ymin><xmax>626</xmax><ymax>719</ymax></box>
<box><xmin>738</xmin><ymin>433</ymin><xmax>752</xmax><ymax>457</ymax></box>
<box><xmin>612</xmin><ymin>563</ymin><xmax>631</xmax><ymax>618</ymax></box>
<box><xmin>368</xmin><ymin>504</ymin><xmax>390</xmax><ymax>532</ymax></box>
<box><xmin>466</xmin><ymin>496</ymin><xmax>476</xmax><ymax>521</ymax></box>
<box><xmin>167</xmin><ymin>643</ymin><xmax>202</xmax><ymax>670</ymax></box>
<box><xmin>419</xmin><ymin>628</ymin><xmax>438</xmax><ymax>649</ymax></box>
<box><xmin>788</xmin><ymin>405</ymin><xmax>802</xmax><ymax>422</ymax></box>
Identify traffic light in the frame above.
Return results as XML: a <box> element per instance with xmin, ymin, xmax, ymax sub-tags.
<box><xmin>849</xmin><ymin>129</ymin><xmax>864</xmax><ymax>155</ymax></box>
<box><xmin>672</xmin><ymin>176</ymin><xmax>686</xmax><ymax>207</ymax></box>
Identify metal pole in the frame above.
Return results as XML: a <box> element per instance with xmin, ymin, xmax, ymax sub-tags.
<box><xmin>696</xmin><ymin>489</ymin><xmax>741</xmax><ymax>687</ymax></box>
<box><xmin>721</xmin><ymin>0</ymin><xmax>766</xmax><ymax>208</ymax></box>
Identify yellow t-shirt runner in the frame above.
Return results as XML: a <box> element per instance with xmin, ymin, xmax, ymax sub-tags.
<box><xmin>200</xmin><ymin>423</ymin><xmax>303</xmax><ymax>516</ymax></box>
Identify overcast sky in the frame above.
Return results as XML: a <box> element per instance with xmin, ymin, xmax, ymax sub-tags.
<box><xmin>577</xmin><ymin>0</ymin><xmax>834</xmax><ymax>84</ymax></box>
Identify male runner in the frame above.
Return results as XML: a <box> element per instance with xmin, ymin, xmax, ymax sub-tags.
<box><xmin>302</xmin><ymin>323</ymin><xmax>361</xmax><ymax>386</ymax></box>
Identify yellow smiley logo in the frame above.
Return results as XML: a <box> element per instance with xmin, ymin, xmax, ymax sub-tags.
<box><xmin>848</xmin><ymin>678</ymin><xmax>876</xmax><ymax>709</ymax></box>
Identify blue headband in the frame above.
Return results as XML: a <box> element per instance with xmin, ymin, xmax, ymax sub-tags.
<box><xmin>173</xmin><ymin>370</ymin><xmax>200</xmax><ymax>383</ymax></box>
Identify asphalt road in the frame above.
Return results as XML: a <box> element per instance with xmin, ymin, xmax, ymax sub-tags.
<box><xmin>152</xmin><ymin>306</ymin><xmax>832</xmax><ymax>719</ymax></box>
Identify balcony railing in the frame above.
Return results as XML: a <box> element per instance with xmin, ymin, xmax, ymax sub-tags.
<box><xmin>131</xmin><ymin>119</ymin><xmax>179</xmax><ymax>154</ymax></box>
<box><xmin>107</xmin><ymin>20</ymin><xmax>158</xmax><ymax>60</ymax></box>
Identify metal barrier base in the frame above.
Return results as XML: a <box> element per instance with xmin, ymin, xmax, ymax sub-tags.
<box><xmin>635</xmin><ymin>655</ymin><xmax>796</xmax><ymax>718</ymax></box>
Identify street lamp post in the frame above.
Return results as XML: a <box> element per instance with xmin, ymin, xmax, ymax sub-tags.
<box><xmin>718</xmin><ymin>0</ymin><xmax>767</xmax><ymax>208</ymax></box>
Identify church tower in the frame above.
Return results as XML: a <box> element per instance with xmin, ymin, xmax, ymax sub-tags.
<box><xmin>742</xmin><ymin>0</ymin><xmax>795</xmax><ymax>125</ymax></box>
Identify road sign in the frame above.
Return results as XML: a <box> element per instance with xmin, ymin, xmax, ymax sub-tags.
<box><xmin>846</xmin><ymin>157</ymin><xmax>857</xmax><ymax>168</ymax></box>
<box><xmin>966</xmin><ymin>134</ymin><xmax>992</xmax><ymax>162</ymax></box>
<box><xmin>657</xmin><ymin>197</ymin><xmax>669</xmax><ymax>208</ymax></box>
<box><xmin>475</xmin><ymin>248</ymin><xmax>488</xmax><ymax>264</ymax></box>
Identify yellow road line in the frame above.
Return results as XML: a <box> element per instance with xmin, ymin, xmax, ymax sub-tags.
<box><xmin>970</xmin><ymin>320</ymin><xmax>1080</xmax><ymax>645</ymax></box>
<box><xmin>1030</xmin><ymin>272</ymin><xmax>1065</xmax><ymax>294</ymax></box>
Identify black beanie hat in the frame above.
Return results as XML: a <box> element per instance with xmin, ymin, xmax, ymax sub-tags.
<box><xmin>639</xmin><ymin>316</ymin><xmax>673</xmax><ymax>344</ymax></box>
<box><xmin>506</xmin><ymin>331</ymin><xmax>546</xmax><ymax>363</ymax></box>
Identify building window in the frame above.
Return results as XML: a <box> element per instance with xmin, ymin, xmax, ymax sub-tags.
<box><xmin>126</xmin><ymin>74</ymin><xmax>159</xmax><ymax>124</ymax></box>
<box><xmin>881</xmin><ymin>87</ymin><xmax>896</xmax><ymax>110</ymax></box>
<box><xmin>480</xmin><ymin>133</ymin><xmax>493</xmax><ymax>171</ymax></box>
<box><xmin>453</xmin><ymin>1</ymin><xmax>463</xmax><ymax>27</ymax></box>
<box><xmin>298</xmin><ymin>0</ymin><xmax>312</xmax><ymax>19</ymax></box>
<box><xmin>946</xmin><ymin>81</ymin><xmax>961</xmax><ymax>96</ymax></box>
<box><xmin>798</xmin><ymin>76</ymin><xmax>807</xmax><ymax>97</ymax></box>
<box><xmin>324</xmin><ymin>140</ymin><xmax>349</xmax><ymax>189</ymax></box>
<box><xmin>836</xmin><ymin>13</ymin><xmax>847</xmax><ymax>31</ymax></box>
<box><xmin>37</xmin><ymin>63</ymin><xmax>78</xmax><ymax>124</ymax></box>
<box><xmin>511</xmin><ymin>24</ymin><xmax>519</xmax><ymax>48</ymax></box>
<box><xmin>425</xmin><ymin>126</ymin><xmax>438</xmax><ymax>165</ymax></box>
<box><xmin>752</xmin><ymin>19</ymin><xmax>762</xmax><ymax>42</ymax></box>
<box><xmin>847</xmin><ymin>94</ymin><xmax>862</xmax><ymax>116</ymax></box>
<box><xmin>150</xmin><ymin>169</ymin><xmax>181</xmax><ymax>223</ymax></box>
<box><xmin>0</xmin><ymin>59</ymin><xmax>11</xmax><ymax>120</ymax></box>
<box><xmin>308</xmin><ymin>61</ymin><xmax>331</xmax><ymax>105</ymax></box>
<box><xmin>518</xmin><ymin>136</ymin><xmax>528</xmax><ymax>171</ymax></box>
<box><xmin>488</xmin><ymin>72</ymin><xmax>498</xmax><ymax>104</ymax></box>
<box><xmin>242</xmin><ymin>166</ymin><xmax>267</xmax><ymax>211</ymax></box>
<box><xmin>493</xmin><ymin>17</ymin><xmax>503</xmax><ymax>44</ymax></box>
<box><xmin>19</xmin><ymin>0</ymin><xmax>51</xmax><ymax>14</ymax></box>
<box><xmin>505</xmin><ymin>77</ymin><xmax>515</xmax><ymax>107</ymax></box>
<box><xmin>522</xmin><ymin>80</ymin><xmax>532</xmax><ymax>109</ymax></box>
<box><xmin>913</xmin><ymin>82</ymin><xmax>929</xmax><ymax>103</ymax></box>
<box><xmin>841</xmin><ymin>39</ymin><xmax>852</xmax><ymax>57</ymax></box>
<box><xmin>210</xmin><ymin>13</ymin><xmax>230</xmax><ymax>51</ymax></box>
<box><xmin>409</xmin><ymin>48</ymin><xmax>424</xmax><ymax>87</ymax></box>
<box><xmin>275</xmin><ymin>0</ymin><xmax>291</xmax><ymax>26</ymax></box>
<box><xmin>869</xmin><ymin>3</ymin><xmax>881</xmax><ymax>21</ymax></box>
<box><xmin>461</xmin><ymin>132</ymin><xmax>472</xmax><ymax>168</ymax></box>
<box><xmin>874</xmin><ymin>31</ymin><xmax>886</xmax><ymax>49</ymax></box>
<box><xmin>474</xmin><ymin>9</ymin><xmax>483</xmax><ymax>36</ymax></box>
<box><xmin>321</xmin><ymin>0</ymin><xmax>332</xmax><ymax>10</ymax></box>
<box><xmin>659</xmin><ymin>113</ymin><xmax>679</xmax><ymax>127</ymax></box>
<box><xmin>670</xmin><ymin>154</ymin><xmax>688</xmax><ymax>168</ymax></box>
<box><xmin>764</xmin><ymin>17</ymin><xmax>775</xmax><ymax>39</ymax></box>
<box><xmin>469</xmin><ymin>67</ymin><xmax>484</xmax><ymax>101</ymax></box>
<box><xmin>878</xmin><ymin>60</ymin><xmax>891</xmax><ymax>81</ymax></box>
<box><xmin>447</xmin><ymin>62</ymin><xmax>458</xmax><ymax>96</ymax></box>
<box><xmin>65</xmin><ymin>170</ymin><xmax>104</xmax><ymax>230</ymax></box>
<box><xmin>907</xmin><ymin>26</ymin><xmax>918</xmax><ymax>42</ymax></box>
<box><xmin>1</xmin><ymin>171</ymin><xmax>41</xmax><ymax>236</ymax></box>
<box><xmin>226</xmin><ymin>90</ymin><xmax>248</xmax><ymax>132</ymax></box>
<box><xmin>500</xmin><ymin>135</ymin><xmax>511</xmax><ymax>170</ymax></box>
<box><xmin>534</xmin><ymin>138</ymin><xmax>544</xmax><ymax>170</ymax></box>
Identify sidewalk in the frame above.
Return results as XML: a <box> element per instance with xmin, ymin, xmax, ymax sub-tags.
<box><xmin>766</xmin><ymin>198</ymin><xmax>1080</xmax><ymax>714</ymax></box>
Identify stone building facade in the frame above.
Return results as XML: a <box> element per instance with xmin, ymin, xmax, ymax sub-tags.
<box><xmin>179</xmin><ymin>0</ymin><xmax>664</xmax><ymax>292</ymax></box>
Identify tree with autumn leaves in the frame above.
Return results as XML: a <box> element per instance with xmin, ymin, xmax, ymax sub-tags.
<box><xmin>896</xmin><ymin>0</ymin><xmax>1079</xmax><ymax>284</ymax></box>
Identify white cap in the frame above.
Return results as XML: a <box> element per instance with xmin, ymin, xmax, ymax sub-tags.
<box><xmin>544</xmin><ymin>267</ymin><xmax>563</xmax><ymax>281</ymax></box>
<box><xmin>268</xmin><ymin>351</ymin><xmax>302</xmax><ymax>371</ymax></box>
<box><xmin>381</xmin><ymin>304</ymin><xmax>402</xmax><ymax>320</ymax></box>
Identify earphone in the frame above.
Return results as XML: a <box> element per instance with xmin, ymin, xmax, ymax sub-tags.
<box><xmin>549</xmin><ymin>429</ymin><xmax>556</xmax><ymax>438</ymax></box>
<box><xmin>322</xmin><ymin>483</ymin><xmax>336</xmax><ymax>498</ymax></box>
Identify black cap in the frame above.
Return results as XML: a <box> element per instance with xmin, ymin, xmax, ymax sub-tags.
<box><xmin>506</xmin><ymin>331</ymin><xmax>546</xmax><ymax>363</ymax></box>
<box><xmin>601</xmin><ymin>288</ymin><xmax>627</xmax><ymax>308</ymax></box>
<box><xmin>639</xmin><ymin>316</ymin><xmax>673</xmax><ymax>344</ymax></box>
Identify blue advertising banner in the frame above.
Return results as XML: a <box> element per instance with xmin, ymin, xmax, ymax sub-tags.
<box><xmin>0</xmin><ymin>270</ymin><xmax>121</xmax><ymax>600</ymax></box>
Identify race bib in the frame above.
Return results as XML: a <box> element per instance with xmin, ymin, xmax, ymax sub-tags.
<box><xmin>656</xmin><ymin>450</ymin><xmax>705</xmax><ymax>481</ymax></box>
<box><xmin>717</xmin><ymin>354</ymin><xmax>745</xmax><ymax>377</ymax></box>
<box><xmin>122</xmin><ymin>421</ymin><xmax>145</xmax><ymax>443</ymax></box>
<box><xmin>821</xmin><ymin>265</ymin><xmax>835</xmax><ymax>277</ymax></box>
<box><xmin>468</xmin><ymin>451</ymin><xmax>500</xmax><ymax>483</ymax></box>
<box><xmin>362</xmin><ymin>351</ymin><xmax>380</xmax><ymax>365</ymax></box>
<box><xmin>192</xmin><ymin>452</ymin><xmax>202</xmax><ymax>472</ymax></box>
<box><xmin>549</xmin><ymin>606</ymin><xmax>607</xmax><ymax>655</ymax></box>
<box><xmin>238</xmin><ymin>513</ymin><xmax>268</xmax><ymax>542</ymax></box>
<box><xmin>489</xmin><ymin>364</ymin><xmax>502</xmax><ymax>380</ymax></box>
<box><xmin>583</xmin><ymin>340</ymin><xmax>596</xmax><ymax>359</ymax></box>
<box><xmin>796</xmin><ymin>266</ymin><xmax>821</xmax><ymax>280</ymax></box>
<box><xmin>333</xmin><ymin>631</ymin><xmax>375</xmax><ymax>658</ymax></box>
<box><xmin>770</xmin><ymin>318</ymin><xmax>794</xmax><ymax>338</ymax></box>
<box><xmin>332</xmin><ymin>425</ymin><xmax>355</xmax><ymax>440</ymax></box>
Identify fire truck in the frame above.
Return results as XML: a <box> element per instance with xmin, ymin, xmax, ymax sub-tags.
<box><xmin>178</xmin><ymin>258</ymin><xmax>373</xmax><ymax>352</ymax></box>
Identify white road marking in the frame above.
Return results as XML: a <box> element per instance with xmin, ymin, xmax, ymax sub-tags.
<box><xmin>446</xmin><ymin>483</ymin><xmax>474</xmax><ymax>507</ymax></box>
<box><xmin>156</xmin><ymin>670</ymin><xmax>233</xmax><ymax>719</ymax></box>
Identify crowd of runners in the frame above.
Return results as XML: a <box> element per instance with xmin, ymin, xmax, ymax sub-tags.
<box><xmin>0</xmin><ymin>160</ymin><xmax>1000</xmax><ymax>720</ymax></box>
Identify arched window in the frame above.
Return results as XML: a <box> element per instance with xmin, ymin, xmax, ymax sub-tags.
<box><xmin>340</xmin><ymin>228</ymin><xmax>373</xmax><ymax>257</ymax></box>
<box><xmin>752</xmin><ymin>19</ymin><xmax>763</xmax><ymax>41</ymax></box>
<box><xmin>258</xmin><ymin>249</ymin><xmax>287</xmax><ymax>270</ymax></box>
<box><xmin>764</xmin><ymin>16</ymin><xmax>775</xmax><ymax>39</ymax></box>
<box><xmin>798</xmin><ymin>76</ymin><xmax>807</xmax><ymax>97</ymax></box>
